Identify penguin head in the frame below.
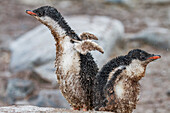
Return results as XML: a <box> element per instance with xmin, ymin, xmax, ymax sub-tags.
<box><xmin>127</xmin><ymin>49</ymin><xmax>161</xmax><ymax>65</ymax></box>
<box><xmin>26</xmin><ymin>6</ymin><xmax>81</xmax><ymax>41</ymax></box>
<box><xmin>26</xmin><ymin>6</ymin><xmax>61</xmax><ymax>23</ymax></box>
<box><xmin>124</xmin><ymin>49</ymin><xmax>161</xmax><ymax>80</ymax></box>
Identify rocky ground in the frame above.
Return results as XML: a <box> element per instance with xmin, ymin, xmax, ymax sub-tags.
<box><xmin>0</xmin><ymin>105</ymin><xmax>111</xmax><ymax>113</ymax></box>
<box><xmin>0</xmin><ymin>0</ymin><xmax>170</xmax><ymax>113</ymax></box>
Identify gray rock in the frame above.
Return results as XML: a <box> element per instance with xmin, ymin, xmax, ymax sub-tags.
<box><xmin>105</xmin><ymin>0</ymin><xmax>131</xmax><ymax>4</ymax></box>
<box><xmin>15</xmin><ymin>100</ymin><xmax>30</xmax><ymax>105</ymax></box>
<box><xmin>166</xmin><ymin>91</ymin><xmax>170</xmax><ymax>97</ymax></box>
<box><xmin>34</xmin><ymin>61</ymin><xmax>57</xmax><ymax>85</ymax></box>
<box><xmin>10</xmin><ymin>25</ymin><xmax>56</xmax><ymax>72</ymax></box>
<box><xmin>104</xmin><ymin>0</ymin><xmax>136</xmax><ymax>7</ymax></box>
<box><xmin>6</xmin><ymin>78</ymin><xmax>34</xmax><ymax>104</ymax></box>
<box><xmin>0</xmin><ymin>105</ymin><xmax>110</xmax><ymax>113</ymax></box>
<box><xmin>0</xmin><ymin>80</ymin><xmax>6</xmax><ymax>97</ymax></box>
<box><xmin>10</xmin><ymin>15</ymin><xmax>124</xmax><ymax>81</ymax></box>
<box><xmin>66</xmin><ymin>16</ymin><xmax>124</xmax><ymax>68</ymax></box>
<box><xmin>31</xmin><ymin>90</ymin><xmax>70</xmax><ymax>108</ymax></box>
<box><xmin>17</xmin><ymin>0</ymin><xmax>56</xmax><ymax>5</ymax></box>
<box><xmin>129</xmin><ymin>27</ymin><xmax>170</xmax><ymax>50</ymax></box>
<box><xmin>143</xmin><ymin>0</ymin><xmax>170</xmax><ymax>4</ymax></box>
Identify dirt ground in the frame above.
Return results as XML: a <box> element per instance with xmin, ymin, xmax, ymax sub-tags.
<box><xmin>0</xmin><ymin>0</ymin><xmax>169</xmax><ymax>112</ymax></box>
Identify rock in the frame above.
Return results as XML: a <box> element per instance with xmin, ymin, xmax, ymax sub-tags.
<box><xmin>0</xmin><ymin>78</ymin><xmax>7</xmax><ymax>97</ymax></box>
<box><xmin>0</xmin><ymin>78</ymin><xmax>7</xmax><ymax>104</ymax></box>
<box><xmin>105</xmin><ymin>0</ymin><xmax>131</xmax><ymax>4</ymax></box>
<box><xmin>31</xmin><ymin>90</ymin><xmax>70</xmax><ymax>108</ymax></box>
<box><xmin>15</xmin><ymin>100</ymin><xmax>30</xmax><ymax>105</ymax></box>
<box><xmin>143</xmin><ymin>0</ymin><xmax>170</xmax><ymax>4</ymax></box>
<box><xmin>34</xmin><ymin>61</ymin><xmax>57</xmax><ymax>85</ymax></box>
<box><xmin>129</xmin><ymin>27</ymin><xmax>170</xmax><ymax>50</ymax></box>
<box><xmin>10</xmin><ymin>15</ymin><xmax>124</xmax><ymax>76</ymax></box>
<box><xmin>166</xmin><ymin>91</ymin><xmax>170</xmax><ymax>97</ymax></box>
<box><xmin>106</xmin><ymin>0</ymin><xmax>170</xmax><ymax>6</ymax></box>
<box><xmin>0</xmin><ymin>105</ymin><xmax>110</xmax><ymax>113</ymax></box>
<box><xmin>66</xmin><ymin>16</ymin><xmax>124</xmax><ymax>68</ymax></box>
<box><xmin>0</xmin><ymin>105</ymin><xmax>57</xmax><ymax>113</ymax></box>
<box><xmin>0</xmin><ymin>72</ymin><xmax>11</xmax><ymax>78</ymax></box>
<box><xmin>17</xmin><ymin>0</ymin><xmax>56</xmax><ymax>5</ymax></box>
<box><xmin>104</xmin><ymin>0</ymin><xmax>136</xmax><ymax>7</ymax></box>
<box><xmin>10</xmin><ymin>25</ymin><xmax>56</xmax><ymax>72</ymax></box>
<box><xmin>6</xmin><ymin>78</ymin><xmax>34</xmax><ymax>104</ymax></box>
<box><xmin>58</xmin><ymin>1</ymin><xmax>73</xmax><ymax>9</ymax></box>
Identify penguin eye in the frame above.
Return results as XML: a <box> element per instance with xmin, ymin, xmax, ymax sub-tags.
<box><xmin>140</xmin><ymin>56</ymin><xmax>145</xmax><ymax>60</ymax></box>
<box><xmin>140</xmin><ymin>53</ymin><xmax>146</xmax><ymax>60</ymax></box>
<box><xmin>33</xmin><ymin>9</ymin><xmax>45</xmax><ymax>17</ymax></box>
<box><xmin>38</xmin><ymin>11</ymin><xmax>45</xmax><ymax>17</ymax></box>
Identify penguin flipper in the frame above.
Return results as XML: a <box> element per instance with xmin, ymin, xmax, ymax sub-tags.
<box><xmin>80</xmin><ymin>32</ymin><xmax>98</xmax><ymax>40</ymax></box>
<box><xmin>98</xmin><ymin>66</ymin><xmax>126</xmax><ymax>111</ymax></box>
<box><xmin>73</xmin><ymin>40</ymin><xmax>104</xmax><ymax>54</ymax></box>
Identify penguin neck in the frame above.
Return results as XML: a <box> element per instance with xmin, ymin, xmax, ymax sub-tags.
<box><xmin>40</xmin><ymin>18</ymin><xmax>81</xmax><ymax>83</ymax></box>
<box><xmin>125</xmin><ymin>59</ymin><xmax>146</xmax><ymax>81</ymax></box>
<box><xmin>36</xmin><ymin>16</ymin><xmax>81</xmax><ymax>80</ymax></box>
<box><xmin>38</xmin><ymin>16</ymin><xmax>80</xmax><ymax>41</ymax></box>
<box><xmin>38</xmin><ymin>16</ymin><xmax>66</xmax><ymax>40</ymax></box>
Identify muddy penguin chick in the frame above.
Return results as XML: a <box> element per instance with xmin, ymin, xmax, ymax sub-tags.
<box><xmin>94</xmin><ymin>49</ymin><xmax>161</xmax><ymax>113</ymax></box>
<box><xmin>26</xmin><ymin>6</ymin><xmax>104</xmax><ymax>111</ymax></box>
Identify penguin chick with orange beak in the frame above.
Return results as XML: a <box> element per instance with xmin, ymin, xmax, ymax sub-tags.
<box><xmin>26</xmin><ymin>6</ymin><xmax>104</xmax><ymax>111</ymax></box>
<box><xmin>94</xmin><ymin>49</ymin><xmax>161</xmax><ymax>113</ymax></box>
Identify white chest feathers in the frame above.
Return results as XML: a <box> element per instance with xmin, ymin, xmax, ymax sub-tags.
<box><xmin>60</xmin><ymin>37</ymin><xmax>80</xmax><ymax>75</ymax></box>
<box><xmin>125</xmin><ymin>59</ymin><xmax>145</xmax><ymax>78</ymax></box>
<box><xmin>115</xmin><ymin>80</ymin><xmax>124</xmax><ymax>98</ymax></box>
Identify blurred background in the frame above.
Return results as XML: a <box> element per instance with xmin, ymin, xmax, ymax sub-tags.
<box><xmin>0</xmin><ymin>0</ymin><xmax>170</xmax><ymax>113</ymax></box>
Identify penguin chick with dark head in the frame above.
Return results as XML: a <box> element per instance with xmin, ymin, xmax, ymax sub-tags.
<box><xmin>94</xmin><ymin>49</ymin><xmax>161</xmax><ymax>113</ymax></box>
<box><xmin>26</xmin><ymin>6</ymin><xmax>104</xmax><ymax>111</ymax></box>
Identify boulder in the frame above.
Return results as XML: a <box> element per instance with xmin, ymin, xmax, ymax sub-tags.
<box><xmin>34</xmin><ymin>61</ymin><xmax>57</xmax><ymax>85</ymax></box>
<box><xmin>128</xmin><ymin>27</ymin><xmax>170</xmax><ymax>50</ymax></box>
<box><xmin>10</xmin><ymin>15</ymin><xmax>124</xmax><ymax>82</ymax></box>
<box><xmin>6</xmin><ymin>78</ymin><xmax>34</xmax><ymax>104</ymax></box>
<box><xmin>30</xmin><ymin>90</ymin><xmax>70</xmax><ymax>108</ymax></box>
<box><xmin>143</xmin><ymin>0</ymin><xmax>170</xmax><ymax>4</ymax></box>
<box><xmin>104</xmin><ymin>0</ymin><xmax>137</xmax><ymax>7</ymax></box>
<box><xmin>15</xmin><ymin>90</ymin><xmax>70</xmax><ymax>109</ymax></box>
<box><xmin>166</xmin><ymin>91</ymin><xmax>170</xmax><ymax>97</ymax></box>
<box><xmin>16</xmin><ymin>0</ymin><xmax>56</xmax><ymax>5</ymax></box>
<box><xmin>10</xmin><ymin>25</ymin><xmax>56</xmax><ymax>72</ymax></box>
<box><xmin>0</xmin><ymin>105</ymin><xmax>110</xmax><ymax>113</ymax></box>
<box><xmin>104</xmin><ymin>0</ymin><xmax>132</xmax><ymax>4</ymax></box>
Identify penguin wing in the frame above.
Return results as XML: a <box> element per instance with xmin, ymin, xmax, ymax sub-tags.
<box><xmin>73</xmin><ymin>40</ymin><xmax>104</xmax><ymax>54</ymax></box>
<box><xmin>80</xmin><ymin>32</ymin><xmax>98</xmax><ymax>40</ymax></box>
<box><xmin>97</xmin><ymin>66</ymin><xmax>126</xmax><ymax>111</ymax></box>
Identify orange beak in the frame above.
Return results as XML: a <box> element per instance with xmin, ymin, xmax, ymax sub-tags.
<box><xmin>147</xmin><ymin>55</ymin><xmax>161</xmax><ymax>60</ymax></box>
<box><xmin>26</xmin><ymin>10</ymin><xmax>37</xmax><ymax>16</ymax></box>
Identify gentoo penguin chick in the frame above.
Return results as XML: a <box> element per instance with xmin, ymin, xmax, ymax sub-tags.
<box><xmin>26</xmin><ymin>6</ymin><xmax>104</xmax><ymax>111</ymax></box>
<box><xmin>94</xmin><ymin>49</ymin><xmax>161</xmax><ymax>113</ymax></box>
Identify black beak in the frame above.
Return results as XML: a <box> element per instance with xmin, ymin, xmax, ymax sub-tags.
<box><xmin>26</xmin><ymin>10</ymin><xmax>37</xmax><ymax>16</ymax></box>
